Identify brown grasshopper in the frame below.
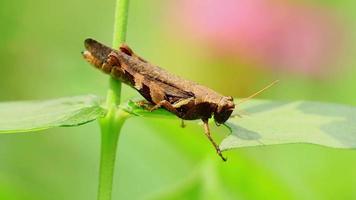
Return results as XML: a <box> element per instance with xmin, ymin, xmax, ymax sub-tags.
<box><xmin>82</xmin><ymin>38</ymin><xmax>277</xmax><ymax>161</ymax></box>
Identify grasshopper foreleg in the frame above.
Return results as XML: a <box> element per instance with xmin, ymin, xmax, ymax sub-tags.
<box><xmin>202</xmin><ymin>119</ymin><xmax>227</xmax><ymax>161</ymax></box>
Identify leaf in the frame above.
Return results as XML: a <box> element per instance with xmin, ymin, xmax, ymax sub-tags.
<box><xmin>121</xmin><ymin>99</ymin><xmax>175</xmax><ymax>118</ymax></box>
<box><xmin>0</xmin><ymin>95</ymin><xmax>106</xmax><ymax>134</ymax></box>
<box><xmin>220</xmin><ymin>100</ymin><xmax>356</xmax><ymax>151</ymax></box>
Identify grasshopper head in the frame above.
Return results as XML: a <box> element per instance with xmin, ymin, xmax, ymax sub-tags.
<box><xmin>214</xmin><ymin>96</ymin><xmax>235</xmax><ymax>125</ymax></box>
<box><xmin>82</xmin><ymin>38</ymin><xmax>112</xmax><ymax>68</ymax></box>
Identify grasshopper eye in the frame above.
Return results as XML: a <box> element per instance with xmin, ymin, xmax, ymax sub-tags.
<box><xmin>214</xmin><ymin>107</ymin><xmax>234</xmax><ymax>124</ymax></box>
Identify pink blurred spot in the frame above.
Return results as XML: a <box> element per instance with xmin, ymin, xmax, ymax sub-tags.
<box><xmin>169</xmin><ymin>0</ymin><xmax>343</xmax><ymax>75</ymax></box>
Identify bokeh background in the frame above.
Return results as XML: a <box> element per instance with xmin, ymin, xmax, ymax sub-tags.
<box><xmin>1</xmin><ymin>0</ymin><xmax>356</xmax><ymax>199</ymax></box>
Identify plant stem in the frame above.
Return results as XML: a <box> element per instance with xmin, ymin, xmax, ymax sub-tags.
<box><xmin>107</xmin><ymin>0</ymin><xmax>130</xmax><ymax>105</ymax></box>
<box><xmin>98</xmin><ymin>109</ymin><xmax>129</xmax><ymax>200</ymax></box>
<box><xmin>97</xmin><ymin>0</ymin><xmax>130</xmax><ymax>200</ymax></box>
<box><xmin>112</xmin><ymin>0</ymin><xmax>130</xmax><ymax>48</ymax></box>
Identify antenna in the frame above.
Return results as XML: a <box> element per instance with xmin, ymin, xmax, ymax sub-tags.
<box><xmin>236</xmin><ymin>80</ymin><xmax>279</xmax><ymax>106</ymax></box>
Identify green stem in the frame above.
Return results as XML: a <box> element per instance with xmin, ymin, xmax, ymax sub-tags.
<box><xmin>98</xmin><ymin>109</ymin><xmax>129</xmax><ymax>200</ymax></box>
<box><xmin>108</xmin><ymin>0</ymin><xmax>130</xmax><ymax>105</ymax></box>
<box><xmin>112</xmin><ymin>0</ymin><xmax>130</xmax><ymax>48</ymax></box>
<box><xmin>97</xmin><ymin>0</ymin><xmax>130</xmax><ymax>200</ymax></box>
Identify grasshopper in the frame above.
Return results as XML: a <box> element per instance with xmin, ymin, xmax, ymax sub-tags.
<box><xmin>83</xmin><ymin>38</ymin><xmax>277</xmax><ymax>161</ymax></box>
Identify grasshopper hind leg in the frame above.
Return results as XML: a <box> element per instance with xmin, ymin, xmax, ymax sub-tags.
<box><xmin>202</xmin><ymin>119</ymin><xmax>227</xmax><ymax>161</ymax></box>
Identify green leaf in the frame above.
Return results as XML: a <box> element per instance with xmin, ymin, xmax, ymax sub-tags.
<box><xmin>0</xmin><ymin>95</ymin><xmax>106</xmax><ymax>134</ymax></box>
<box><xmin>121</xmin><ymin>99</ymin><xmax>174</xmax><ymax>118</ymax></box>
<box><xmin>221</xmin><ymin>100</ymin><xmax>356</xmax><ymax>151</ymax></box>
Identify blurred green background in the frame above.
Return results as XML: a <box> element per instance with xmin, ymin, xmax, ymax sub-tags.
<box><xmin>1</xmin><ymin>0</ymin><xmax>356</xmax><ymax>199</ymax></box>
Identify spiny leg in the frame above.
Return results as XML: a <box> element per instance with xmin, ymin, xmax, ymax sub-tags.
<box><xmin>136</xmin><ymin>100</ymin><xmax>181</xmax><ymax>117</ymax></box>
<box><xmin>149</xmin><ymin>101</ymin><xmax>163</xmax><ymax>112</ymax></box>
<box><xmin>172</xmin><ymin>97</ymin><xmax>194</xmax><ymax>108</ymax></box>
<box><xmin>149</xmin><ymin>100</ymin><xmax>180</xmax><ymax>116</ymax></box>
<box><xmin>150</xmin><ymin>97</ymin><xmax>193</xmax><ymax>111</ymax></box>
<box><xmin>181</xmin><ymin>120</ymin><xmax>186</xmax><ymax>128</ymax></box>
<box><xmin>135</xmin><ymin>100</ymin><xmax>154</xmax><ymax>110</ymax></box>
<box><xmin>202</xmin><ymin>119</ymin><xmax>227</xmax><ymax>161</ymax></box>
